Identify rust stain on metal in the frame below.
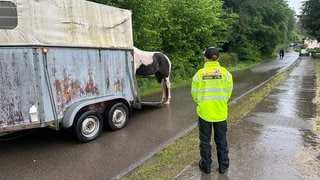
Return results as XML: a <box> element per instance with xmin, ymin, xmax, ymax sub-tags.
<box><xmin>0</xmin><ymin>51</ymin><xmax>34</xmax><ymax>128</ymax></box>
<box><xmin>6</xmin><ymin>110</ymin><xmax>23</xmax><ymax>126</ymax></box>
<box><xmin>105</xmin><ymin>73</ymin><xmax>110</xmax><ymax>90</ymax></box>
<box><xmin>114</xmin><ymin>78</ymin><xmax>125</xmax><ymax>93</ymax></box>
<box><xmin>85</xmin><ymin>72</ymin><xmax>98</xmax><ymax>93</ymax></box>
<box><xmin>10</xmin><ymin>53</ymin><xmax>16</xmax><ymax>67</ymax></box>
<box><xmin>70</xmin><ymin>80</ymin><xmax>83</xmax><ymax>99</ymax></box>
<box><xmin>52</xmin><ymin>67</ymin><xmax>99</xmax><ymax>113</ymax></box>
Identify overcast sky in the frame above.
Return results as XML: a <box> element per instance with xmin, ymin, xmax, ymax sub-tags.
<box><xmin>287</xmin><ymin>0</ymin><xmax>304</xmax><ymax>15</ymax></box>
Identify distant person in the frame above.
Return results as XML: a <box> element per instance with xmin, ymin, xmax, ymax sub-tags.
<box><xmin>279</xmin><ymin>49</ymin><xmax>284</xmax><ymax>59</ymax></box>
<box><xmin>191</xmin><ymin>47</ymin><xmax>233</xmax><ymax>174</ymax></box>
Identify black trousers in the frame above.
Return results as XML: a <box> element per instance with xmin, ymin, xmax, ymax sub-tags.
<box><xmin>198</xmin><ymin>117</ymin><xmax>229</xmax><ymax>170</ymax></box>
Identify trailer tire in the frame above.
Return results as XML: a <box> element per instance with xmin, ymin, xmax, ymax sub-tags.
<box><xmin>105</xmin><ymin>102</ymin><xmax>129</xmax><ymax>131</ymax></box>
<box><xmin>72</xmin><ymin>110</ymin><xmax>103</xmax><ymax>143</ymax></box>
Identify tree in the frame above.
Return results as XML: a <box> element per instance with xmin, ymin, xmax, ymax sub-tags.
<box><xmin>223</xmin><ymin>0</ymin><xmax>296</xmax><ymax>61</ymax></box>
<box><xmin>300</xmin><ymin>0</ymin><xmax>320</xmax><ymax>41</ymax></box>
<box><xmin>159</xmin><ymin>0</ymin><xmax>236</xmax><ymax>79</ymax></box>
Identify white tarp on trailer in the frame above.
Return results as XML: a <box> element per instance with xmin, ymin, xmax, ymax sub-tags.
<box><xmin>0</xmin><ymin>0</ymin><xmax>133</xmax><ymax>48</ymax></box>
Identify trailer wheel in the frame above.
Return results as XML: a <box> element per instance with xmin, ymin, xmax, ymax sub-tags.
<box><xmin>72</xmin><ymin>110</ymin><xmax>103</xmax><ymax>143</ymax></box>
<box><xmin>105</xmin><ymin>102</ymin><xmax>129</xmax><ymax>131</ymax></box>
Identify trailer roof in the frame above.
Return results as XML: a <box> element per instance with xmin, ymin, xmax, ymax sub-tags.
<box><xmin>0</xmin><ymin>0</ymin><xmax>133</xmax><ymax>48</ymax></box>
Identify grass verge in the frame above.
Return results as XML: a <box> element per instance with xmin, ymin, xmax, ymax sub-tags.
<box><xmin>120</xmin><ymin>65</ymin><xmax>291</xmax><ymax>180</ymax></box>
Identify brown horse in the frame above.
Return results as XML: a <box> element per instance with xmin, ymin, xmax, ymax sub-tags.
<box><xmin>133</xmin><ymin>47</ymin><xmax>171</xmax><ymax>104</ymax></box>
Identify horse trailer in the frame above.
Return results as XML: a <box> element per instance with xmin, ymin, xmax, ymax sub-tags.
<box><xmin>0</xmin><ymin>0</ymin><xmax>148</xmax><ymax>142</ymax></box>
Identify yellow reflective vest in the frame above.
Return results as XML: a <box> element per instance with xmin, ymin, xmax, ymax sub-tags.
<box><xmin>191</xmin><ymin>61</ymin><xmax>233</xmax><ymax>122</ymax></box>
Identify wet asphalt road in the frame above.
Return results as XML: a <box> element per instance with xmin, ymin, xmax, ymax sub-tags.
<box><xmin>175</xmin><ymin>56</ymin><xmax>320</xmax><ymax>179</ymax></box>
<box><xmin>0</xmin><ymin>51</ymin><xmax>301</xmax><ymax>180</ymax></box>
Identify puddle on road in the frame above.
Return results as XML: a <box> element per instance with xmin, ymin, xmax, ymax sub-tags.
<box><xmin>227</xmin><ymin>59</ymin><xmax>320</xmax><ymax>179</ymax></box>
<box><xmin>253</xmin><ymin>76</ymin><xmax>317</xmax><ymax>120</ymax></box>
<box><xmin>231</xmin><ymin>68</ymin><xmax>280</xmax><ymax>101</ymax></box>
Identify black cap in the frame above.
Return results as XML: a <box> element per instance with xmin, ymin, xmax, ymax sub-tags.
<box><xmin>204</xmin><ymin>47</ymin><xmax>219</xmax><ymax>60</ymax></box>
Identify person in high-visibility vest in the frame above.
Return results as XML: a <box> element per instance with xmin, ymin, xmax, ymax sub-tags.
<box><xmin>191</xmin><ymin>47</ymin><xmax>233</xmax><ymax>174</ymax></box>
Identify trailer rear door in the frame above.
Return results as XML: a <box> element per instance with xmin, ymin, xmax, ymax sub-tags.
<box><xmin>0</xmin><ymin>47</ymin><xmax>41</xmax><ymax>131</ymax></box>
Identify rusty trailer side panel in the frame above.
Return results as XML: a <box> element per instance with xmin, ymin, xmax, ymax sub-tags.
<box><xmin>0</xmin><ymin>46</ymin><xmax>139</xmax><ymax>132</ymax></box>
<box><xmin>0</xmin><ymin>47</ymin><xmax>40</xmax><ymax>130</ymax></box>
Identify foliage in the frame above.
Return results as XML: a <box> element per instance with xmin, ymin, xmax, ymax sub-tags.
<box><xmin>300</xmin><ymin>0</ymin><xmax>320</xmax><ymax>41</ymax></box>
<box><xmin>223</xmin><ymin>0</ymin><xmax>296</xmax><ymax>61</ymax></box>
<box><xmin>162</xmin><ymin>0</ymin><xmax>236</xmax><ymax>79</ymax></box>
<box><xmin>88</xmin><ymin>0</ymin><xmax>297</xmax><ymax>88</ymax></box>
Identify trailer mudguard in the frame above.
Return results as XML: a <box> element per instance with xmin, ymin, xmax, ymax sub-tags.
<box><xmin>62</xmin><ymin>95</ymin><xmax>130</xmax><ymax>128</ymax></box>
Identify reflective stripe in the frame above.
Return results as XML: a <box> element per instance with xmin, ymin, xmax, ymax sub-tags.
<box><xmin>197</xmin><ymin>96</ymin><xmax>228</xmax><ymax>100</ymax></box>
<box><xmin>226</xmin><ymin>72</ymin><xmax>231</xmax><ymax>82</ymax></box>
<box><xmin>191</xmin><ymin>87</ymin><xmax>197</xmax><ymax>93</ymax></box>
<box><xmin>225</xmin><ymin>85</ymin><xmax>233</xmax><ymax>91</ymax></box>
<box><xmin>193</xmin><ymin>75</ymin><xmax>200</xmax><ymax>83</ymax></box>
<box><xmin>196</xmin><ymin>88</ymin><xmax>225</xmax><ymax>93</ymax></box>
<box><xmin>193</xmin><ymin>86</ymin><xmax>232</xmax><ymax>93</ymax></box>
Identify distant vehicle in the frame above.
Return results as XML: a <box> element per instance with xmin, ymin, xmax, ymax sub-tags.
<box><xmin>312</xmin><ymin>52</ymin><xmax>320</xmax><ymax>58</ymax></box>
<box><xmin>299</xmin><ymin>49</ymin><xmax>309</xmax><ymax>56</ymax></box>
